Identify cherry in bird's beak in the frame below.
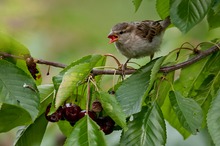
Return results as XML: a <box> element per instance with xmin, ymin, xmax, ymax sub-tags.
<box><xmin>108</xmin><ymin>33</ymin><xmax>118</xmax><ymax>43</ymax></box>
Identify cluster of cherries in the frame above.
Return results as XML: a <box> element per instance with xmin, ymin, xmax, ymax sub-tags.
<box><xmin>45</xmin><ymin>100</ymin><xmax>115</xmax><ymax>135</ymax></box>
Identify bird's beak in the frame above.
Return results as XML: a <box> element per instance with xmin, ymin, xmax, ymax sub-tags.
<box><xmin>108</xmin><ymin>33</ymin><xmax>118</xmax><ymax>44</ymax></box>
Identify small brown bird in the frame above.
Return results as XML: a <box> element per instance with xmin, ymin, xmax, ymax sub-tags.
<box><xmin>108</xmin><ymin>17</ymin><xmax>171</xmax><ymax>66</ymax></box>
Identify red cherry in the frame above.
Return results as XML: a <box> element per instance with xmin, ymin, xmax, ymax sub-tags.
<box><xmin>104</xmin><ymin>116</ymin><xmax>115</xmax><ymax>127</ymax></box>
<box><xmin>63</xmin><ymin>103</ymin><xmax>81</xmax><ymax>122</ymax></box>
<box><xmin>95</xmin><ymin>116</ymin><xmax>115</xmax><ymax>135</ymax></box>
<box><xmin>45</xmin><ymin>104</ymin><xmax>63</xmax><ymax>122</ymax></box>
<box><xmin>95</xmin><ymin>117</ymin><xmax>105</xmax><ymax>127</ymax></box>
<box><xmin>100</xmin><ymin>125</ymin><xmax>114</xmax><ymax>135</ymax></box>
<box><xmin>78</xmin><ymin>110</ymin><xmax>97</xmax><ymax>120</ymax></box>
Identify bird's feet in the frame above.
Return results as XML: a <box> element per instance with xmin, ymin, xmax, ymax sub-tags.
<box><xmin>104</xmin><ymin>54</ymin><xmax>134</xmax><ymax>79</ymax></box>
<box><xmin>120</xmin><ymin>59</ymin><xmax>131</xmax><ymax>78</ymax></box>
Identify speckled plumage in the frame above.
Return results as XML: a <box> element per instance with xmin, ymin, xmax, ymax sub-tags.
<box><xmin>108</xmin><ymin>17</ymin><xmax>171</xmax><ymax>59</ymax></box>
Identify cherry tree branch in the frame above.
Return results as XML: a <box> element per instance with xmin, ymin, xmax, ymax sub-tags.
<box><xmin>35</xmin><ymin>59</ymin><xmax>66</xmax><ymax>68</ymax></box>
<box><xmin>0</xmin><ymin>52</ymin><xmax>24</xmax><ymax>60</ymax></box>
<box><xmin>91</xmin><ymin>68</ymin><xmax>136</xmax><ymax>76</ymax></box>
<box><xmin>0</xmin><ymin>52</ymin><xmax>66</xmax><ymax>68</ymax></box>
<box><xmin>91</xmin><ymin>43</ymin><xmax>220</xmax><ymax>75</ymax></box>
<box><xmin>159</xmin><ymin>43</ymin><xmax>220</xmax><ymax>73</ymax></box>
<box><xmin>0</xmin><ymin>43</ymin><xmax>219</xmax><ymax>76</ymax></box>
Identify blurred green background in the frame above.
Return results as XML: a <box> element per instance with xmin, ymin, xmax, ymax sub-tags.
<box><xmin>0</xmin><ymin>0</ymin><xmax>218</xmax><ymax>145</ymax></box>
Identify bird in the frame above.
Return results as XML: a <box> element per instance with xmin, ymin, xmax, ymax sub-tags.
<box><xmin>107</xmin><ymin>16</ymin><xmax>171</xmax><ymax>69</ymax></box>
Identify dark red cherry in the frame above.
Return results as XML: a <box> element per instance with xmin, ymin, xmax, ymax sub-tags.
<box><xmin>100</xmin><ymin>125</ymin><xmax>114</xmax><ymax>135</ymax></box>
<box><xmin>78</xmin><ymin>110</ymin><xmax>97</xmax><ymax>120</ymax></box>
<box><xmin>45</xmin><ymin>104</ymin><xmax>63</xmax><ymax>122</ymax></box>
<box><xmin>104</xmin><ymin>116</ymin><xmax>115</xmax><ymax>127</ymax></box>
<box><xmin>96</xmin><ymin>116</ymin><xmax>115</xmax><ymax>135</ymax></box>
<box><xmin>63</xmin><ymin>103</ymin><xmax>81</xmax><ymax>122</ymax></box>
<box><xmin>96</xmin><ymin>116</ymin><xmax>115</xmax><ymax>127</ymax></box>
<box><xmin>95</xmin><ymin>117</ymin><xmax>105</xmax><ymax>127</ymax></box>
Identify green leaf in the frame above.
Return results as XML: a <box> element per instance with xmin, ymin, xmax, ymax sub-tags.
<box><xmin>0</xmin><ymin>32</ymin><xmax>30</xmax><ymax>68</ymax></box>
<box><xmin>163</xmin><ymin>51</ymin><xmax>220</xmax><ymax>138</ymax></box>
<box><xmin>207</xmin><ymin>88</ymin><xmax>220</xmax><ymax>146</ymax></box>
<box><xmin>170</xmin><ymin>0</ymin><xmax>212</xmax><ymax>33</ymax></box>
<box><xmin>98</xmin><ymin>92</ymin><xmax>127</xmax><ymax>129</ymax></box>
<box><xmin>156</xmin><ymin>0</ymin><xmax>170</xmax><ymax>19</ymax></box>
<box><xmin>195</xmin><ymin>71</ymin><xmax>220</xmax><ymax>129</ymax></box>
<box><xmin>53</xmin><ymin>55</ymin><xmax>106</xmax><ymax>90</ymax></box>
<box><xmin>212</xmin><ymin>0</ymin><xmax>220</xmax><ymax>14</ymax></box>
<box><xmin>174</xmin><ymin>57</ymin><xmax>210</xmax><ymax>99</ymax></box>
<box><xmin>14</xmin><ymin>84</ymin><xmax>54</xmax><ymax>146</ymax></box>
<box><xmin>0</xmin><ymin>60</ymin><xmax>39</xmax><ymax>121</ymax></box>
<box><xmin>53</xmin><ymin>55</ymin><xmax>105</xmax><ymax>90</ymax></box>
<box><xmin>55</xmin><ymin>63</ymin><xmax>92</xmax><ymax>107</ymax></box>
<box><xmin>161</xmin><ymin>94</ymin><xmax>191</xmax><ymax>139</ymax></box>
<box><xmin>38</xmin><ymin>84</ymin><xmax>54</xmax><ymax>115</ymax></box>
<box><xmin>193</xmin><ymin>73</ymin><xmax>220</xmax><ymax>106</ymax></box>
<box><xmin>151</xmin><ymin>72</ymin><xmax>174</xmax><ymax>107</ymax></box>
<box><xmin>14</xmin><ymin>114</ymin><xmax>48</xmax><ymax>146</ymax></box>
<box><xmin>147</xmin><ymin>57</ymin><xmax>166</xmax><ymax>95</ymax></box>
<box><xmin>58</xmin><ymin>120</ymin><xmax>74</xmax><ymax>137</ymax></box>
<box><xmin>207</xmin><ymin>8</ymin><xmax>220</xmax><ymax>30</ymax></box>
<box><xmin>120</xmin><ymin>104</ymin><xmax>166</xmax><ymax>146</ymax></box>
<box><xmin>55</xmin><ymin>55</ymin><xmax>105</xmax><ymax>108</ymax></box>
<box><xmin>182</xmin><ymin>51</ymin><xmax>220</xmax><ymax>125</ymax></box>
<box><xmin>0</xmin><ymin>104</ymin><xmax>32</xmax><ymax>132</ymax></box>
<box><xmin>116</xmin><ymin>60</ymin><xmax>157</xmax><ymax>117</ymax></box>
<box><xmin>64</xmin><ymin>115</ymin><xmax>107</xmax><ymax>146</ymax></box>
<box><xmin>132</xmin><ymin>0</ymin><xmax>143</xmax><ymax>12</ymax></box>
<box><xmin>0</xmin><ymin>32</ymin><xmax>29</xmax><ymax>56</ymax></box>
<box><xmin>169</xmin><ymin>91</ymin><xmax>203</xmax><ymax>134</ymax></box>
<box><xmin>0</xmin><ymin>32</ymin><xmax>42</xmax><ymax>83</ymax></box>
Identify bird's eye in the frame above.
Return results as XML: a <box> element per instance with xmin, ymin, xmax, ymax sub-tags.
<box><xmin>119</xmin><ymin>30</ymin><xmax>125</xmax><ymax>34</ymax></box>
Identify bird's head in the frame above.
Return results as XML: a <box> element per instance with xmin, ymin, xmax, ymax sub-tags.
<box><xmin>108</xmin><ymin>22</ymin><xmax>133</xmax><ymax>44</ymax></box>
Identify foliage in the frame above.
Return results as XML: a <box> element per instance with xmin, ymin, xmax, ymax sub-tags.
<box><xmin>0</xmin><ymin>0</ymin><xmax>220</xmax><ymax>146</ymax></box>
<box><xmin>120</xmin><ymin>104</ymin><xmax>166</xmax><ymax>146</ymax></box>
<box><xmin>64</xmin><ymin>115</ymin><xmax>107</xmax><ymax>146</ymax></box>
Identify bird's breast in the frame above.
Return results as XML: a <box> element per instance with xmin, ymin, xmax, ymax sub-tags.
<box><xmin>115</xmin><ymin>34</ymin><xmax>163</xmax><ymax>58</ymax></box>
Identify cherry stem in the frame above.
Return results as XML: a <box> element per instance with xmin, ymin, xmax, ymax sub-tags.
<box><xmin>86</xmin><ymin>77</ymin><xmax>91</xmax><ymax>114</ymax></box>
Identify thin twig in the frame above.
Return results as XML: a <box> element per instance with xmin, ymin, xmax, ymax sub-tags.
<box><xmin>0</xmin><ymin>52</ymin><xmax>24</xmax><ymax>60</ymax></box>
<box><xmin>35</xmin><ymin>59</ymin><xmax>66</xmax><ymax>68</ymax></box>
<box><xmin>91</xmin><ymin>68</ymin><xmax>136</xmax><ymax>76</ymax></box>
<box><xmin>159</xmin><ymin>43</ymin><xmax>219</xmax><ymax>73</ymax></box>
<box><xmin>0</xmin><ymin>52</ymin><xmax>66</xmax><ymax>68</ymax></box>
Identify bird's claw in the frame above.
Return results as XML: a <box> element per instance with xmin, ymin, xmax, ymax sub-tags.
<box><xmin>119</xmin><ymin>59</ymin><xmax>134</xmax><ymax>79</ymax></box>
<box><xmin>104</xmin><ymin>54</ymin><xmax>135</xmax><ymax>79</ymax></box>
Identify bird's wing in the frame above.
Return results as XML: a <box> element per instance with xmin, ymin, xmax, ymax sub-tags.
<box><xmin>136</xmin><ymin>20</ymin><xmax>163</xmax><ymax>42</ymax></box>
